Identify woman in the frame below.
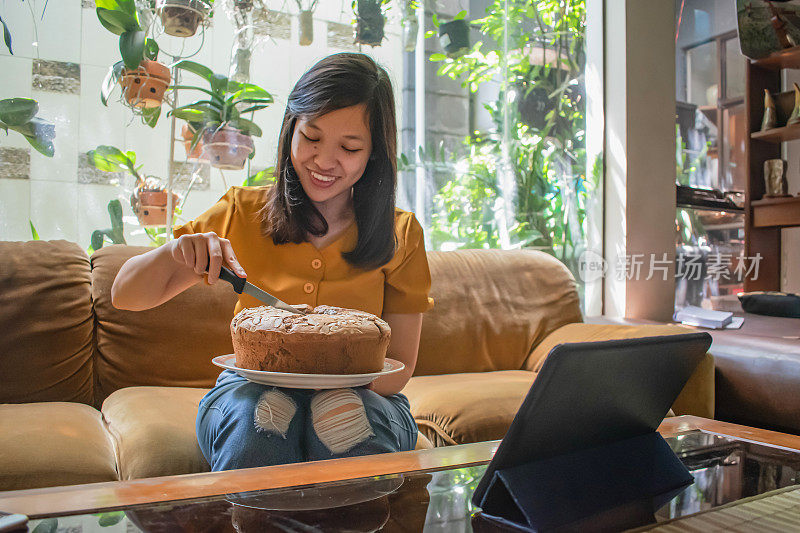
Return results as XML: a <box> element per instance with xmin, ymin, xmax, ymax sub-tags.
<box><xmin>111</xmin><ymin>53</ymin><xmax>433</xmax><ymax>471</ymax></box>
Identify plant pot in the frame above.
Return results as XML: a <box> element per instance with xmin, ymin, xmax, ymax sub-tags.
<box><xmin>120</xmin><ymin>60</ymin><xmax>171</xmax><ymax>108</ymax></box>
<box><xmin>402</xmin><ymin>18</ymin><xmax>418</xmax><ymax>52</ymax></box>
<box><xmin>299</xmin><ymin>10</ymin><xmax>314</xmax><ymax>46</ymax></box>
<box><xmin>156</xmin><ymin>0</ymin><xmax>209</xmax><ymax>38</ymax></box>
<box><xmin>439</xmin><ymin>19</ymin><xmax>470</xmax><ymax>57</ymax></box>
<box><xmin>133</xmin><ymin>189</ymin><xmax>179</xmax><ymax>227</ymax></box>
<box><xmin>204</xmin><ymin>126</ymin><xmax>255</xmax><ymax>170</ymax></box>
<box><xmin>181</xmin><ymin>123</ymin><xmax>209</xmax><ymax>162</ymax></box>
<box><xmin>355</xmin><ymin>0</ymin><xmax>385</xmax><ymax>46</ymax></box>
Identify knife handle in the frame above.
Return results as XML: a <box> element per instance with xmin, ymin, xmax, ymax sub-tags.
<box><xmin>218</xmin><ymin>265</ymin><xmax>246</xmax><ymax>294</ymax></box>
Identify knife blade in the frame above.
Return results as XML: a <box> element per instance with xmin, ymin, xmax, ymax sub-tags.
<box><xmin>217</xmin><ymin>265</ymin><xmax>307</xmax><ymax>314</ymax></box>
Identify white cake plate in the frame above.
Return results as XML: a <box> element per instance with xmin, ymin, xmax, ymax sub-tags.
<box><xmin>212</xmin><ymin>354</ymin><xmax>405</xmax><ymax>389</ymax></box>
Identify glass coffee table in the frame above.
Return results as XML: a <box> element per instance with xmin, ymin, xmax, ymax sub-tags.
<box><xmin>2</xmin><ymin>416</ymin><xmax>799</xmax><ymax>532</ymax></box>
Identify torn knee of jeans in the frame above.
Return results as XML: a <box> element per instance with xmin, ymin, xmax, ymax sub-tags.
<box><xmin>253</xmin><ymin>389</ymin><xmax>296</xmax><ymax>438</ymax></box>
<box><xmin>311</xmin><ymin>388</ymin><xmax>374</xmax><ymax>454</ymax></box>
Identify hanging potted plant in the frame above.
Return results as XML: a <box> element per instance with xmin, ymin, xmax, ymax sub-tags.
<box><xmin>169</xmin><ymin>60</ymin><xmax>273</xmax><ymax>170</ymax></box>
<box><xmin>436</xmin><ymin>10</ymin><xmax>470</xmax><ymax>58</ymax></box>
<box><xmin>156</xmin><ymin>0</ymin><xmax>212</xmax><ymax>37</ymax></box>
<box><xmin>400</xmin><ymin>0</ymin><xmax>419</xmax><ymax>52</ymax></box>
<box><xmin>87</xmin><ymin>145</ymin><xmax>179</xmax><ymax>227</ymax></box>
<box><xmin>96</xmin><ymin>0</ymin><xmax>170</xmax><ymax>110</ymax></box>
<box><xmin>295</xmin><ymin>0</ymin><xmax>318</xmax><ymax>46</ymax></box>
<box><xmin>181</xmin><ymin>121</ymin><xmax>209</xmax><ymax>162</ymax></box>
<box><xmin>353</xmin><ymin>0</ymin><xmax>389</xmax><ymax>47</ymax></box>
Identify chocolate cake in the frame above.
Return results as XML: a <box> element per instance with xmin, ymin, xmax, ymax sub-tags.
<box><xmin>231</xmin><ymin>305</ymin><xmax>391</xmax><ymax>374</ymax></box>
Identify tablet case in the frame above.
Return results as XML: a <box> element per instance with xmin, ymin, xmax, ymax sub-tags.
<box><xmin>472</xmin><ymin>333</ymin><xmax>712</xmax><ymax>532</ymax></box>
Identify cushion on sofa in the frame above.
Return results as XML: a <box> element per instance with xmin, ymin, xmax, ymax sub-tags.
<box><xmin>402</xmin><ymin>371</ymin><xmax>537</xmax><ymax>446</ymax></box>
<box><xmin>101</xmin><ymin>386</ymin><xmax>211</xmax><ymax>480</ymax></box>
<box><xmin>0</xmin><ymin>240</ymin><xmax>94</xmax><ymax>405</ymax></box>
<box><xmin>417</xmin><ymin>250</ymin><xmax>583</xmax><ymax>376</ymax></box>
<box><xmin>91</xmin><ymin>246</ymin><xmax>239</xmax><ymax>404</ymax></box>
<box><xmin>525</xmin><ymin>323</ymin><xmax>716</xmax><ymax>419</ymax></box>
<box><xmin>0</xmin><ymin>402</ymin><xmax>118</xmax><ymax>490</ymax></box>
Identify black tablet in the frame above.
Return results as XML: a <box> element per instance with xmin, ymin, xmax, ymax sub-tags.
<box><xmin>472</xmin><ymin>332</ymin><xmax>712</xmax><ymax>506</ymax></box>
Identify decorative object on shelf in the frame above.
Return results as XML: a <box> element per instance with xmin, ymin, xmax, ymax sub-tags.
<box><xmin>437</xmin><ymin>12</ymin><xmax>470</xmax><ymax>58</ymax></box>
<box><xmin>90</xmin><ymin>199</ymin><xmax>127</xmax><ymax>252</ymax></box>
<box><xmin>170</xmin><ymin>60</ymin><xmax>273</xmax><ymax>170</ymax></box>
<box><xmin>736</xmin><ymin>0</ymin><xmax>800</xmax><ymax>60</ymax></box>
<box><xmin>0</xmin><ymin>97</ymin><xmax>55</xmax><ymax>157</ymax></box>
<box><xmin>762</xmin><ymin>88</ymin><xmax>778</xmax><ymax>130</ymax></box>
<box><xmin>763</xmin><ymin>158</ymin><xmax>790</xmax><ymax>197</ymax></box>
<box><xmin>87</xmin><ymin>145</ymin><xmax>179</xmax><ymax>227</ymax></box>
<box><xmin>156</xmin><ymin>0</ymin><xmax>212</xmax><ymax>37</ymax></box>
<box><xmin>354</xmin><ymin>0</ymin><xmax>388</xmax><ymax>47</ymax></box>
<box><xmin>789</xmin><ymin>82</ymin><xmax>800</xmax><ymax>126</ymax></box>
<box><xmin>295</xmin><ymin>0</ymin><xmax>318</xmax><ymax>46</ymax></box>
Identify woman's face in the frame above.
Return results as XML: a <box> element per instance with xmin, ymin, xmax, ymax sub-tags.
<box><xmin>291</xmin><ymin>103</ymin><xmax>373</xmax><ymax>213</ymax></box>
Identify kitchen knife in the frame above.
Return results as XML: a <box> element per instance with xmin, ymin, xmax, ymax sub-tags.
<box><xmin>217</xmin><ymin>265</ymin><xmax>307</xmax><ymax>314</ymax></box>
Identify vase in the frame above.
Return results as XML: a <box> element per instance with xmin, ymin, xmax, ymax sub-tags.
<box><xmin>120</xmin><ymin>60</ymin><xmax>171</xmax><ymax>109</ymax></box>
<box><xmin>156</xmin><ymin>0</ymin><xmax>209</xmax><ymax>38</ymax></box>
<box><xmin>204</xmin><ymin>126</ymin><xmax>255</xmax><ymax>170</ymax></box>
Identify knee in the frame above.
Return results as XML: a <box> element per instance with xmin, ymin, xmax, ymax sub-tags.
<box><xmin>253</xmin><ymin>388</ymin><xmax>298</xmax><ymax>438</ymax></box>
<box><xmin>311</xmin><ymin>389</ymin><xmax>374</xmax><ymax>454</ymax></box>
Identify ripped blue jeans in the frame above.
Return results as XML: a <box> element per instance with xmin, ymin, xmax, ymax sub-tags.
<box><xmin>196</xmin><ymin>370</ymin><xmax>419</xmax><ymax>471</ymax></box>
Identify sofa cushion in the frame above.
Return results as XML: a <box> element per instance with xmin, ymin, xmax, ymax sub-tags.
<box><xmin>101</xmin><ymin>386</ymin><xmax>211</xmax><ymax>480</ymax></box>
<box><xmin>0</xmin><ymin>402</ymin><xmax>118</xmax><ymax>490</ymax></box>
<box><xmin>0</xmin><ymin>240</ymin><xmax>94</xmax><ymax>404</ymax></box>
<box><xmin>417</xmin><ymin>250</ymin><xmax>583</xmax><ymax>376</ymax></box>
<box><xmin>403</xmin><ymin>371</ymin><xmax>537</xmax><ymax>446</ymax></box>
<box><xmin>91</xmin><ymin>246</ymin><xmax>238</xmax><ymax>403</ymax></box>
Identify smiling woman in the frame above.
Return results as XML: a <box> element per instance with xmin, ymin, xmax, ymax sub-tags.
<box><xmin>109</xmin><ymin>53</ymin><xmax>433</xmax><ymax>473</ymax></box>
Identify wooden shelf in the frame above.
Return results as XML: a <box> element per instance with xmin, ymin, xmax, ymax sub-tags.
<box><xmin>752</xmin><ymin>45</ymin><xmax>800</xmax><ymax>70</ymax></box>
<box><xmin>752</xmin><ymin>196</ymin><xmax>800</xmax><ymax>228</ymax></box>
<box><xmin>751</xmin><ymin>124</ymin><xmax>800</xmax><ymax>143</ymax></box>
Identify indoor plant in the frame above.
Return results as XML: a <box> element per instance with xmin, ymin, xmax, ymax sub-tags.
<box><xmin>156</xmin><ymin>0</ymin><xmax>212</xmax><ymax>37</ymax></box>
<box><xmin>181</xmin><ymin>121</ymin><xmax>209</xmax><ymax>162</ymax></box>
<box><xmin>87</xmin><ymin>145</ymin><xmax>179</xmax><ymax>227</ymax></box>
<box><xmin>353</xmin><ymin>0</ymin><xmax>390</xmax><ymax>46</ymax></box>
<box><xmin>0</xmin><ymin>97</ymin><xmax>55</xmax><ymax>157</ymax></box>
<box><xmin>169</xmin><ymin>60</ymin><xmax>273</xmax><ymax>170</ymax></box>
<box><xmin>96</xmin><ymin>0</ymin><xmax>170</xmax><ymax>109</ymax></box>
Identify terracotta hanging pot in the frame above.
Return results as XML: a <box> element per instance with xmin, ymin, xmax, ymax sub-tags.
<box><xmin>181</xmin><ymin>123</ymin><xmax>209</xmax><ymax>162</ymax></box>
<box><xmin>120</xmin><ymin>60</ymin><xmax>171</xmax><ymax>108</ymax></box>
<box><xmin>156</xmin><ymin>0</ymin><xmax>209</xmax><ymax>38</ymax></box>
<box><xmin>133</xmin><ymin>188</ymin><xmax>179</xmax><ymax>227</ymax></box>
<box><xmin>203</xmin><ymin>126</ymin><xmax>255</xmax><ymax>170</ymax></box>
<box><xmin>299</xmin><ymin>10</ymin><xmax>314</xmax><ymax>46</ymax></box>
<box><xmin>439</xmin><ymin>19</ymin><xmax>470</xmax><ymax>57</ymax></box>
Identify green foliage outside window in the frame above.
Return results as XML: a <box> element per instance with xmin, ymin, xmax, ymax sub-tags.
<box><xmin>423</xmin><ymin>0</ymin><xmax>598</xmax><ymax>280</ymax></box>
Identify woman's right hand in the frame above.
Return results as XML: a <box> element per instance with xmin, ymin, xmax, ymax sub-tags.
<box><xmin>170</xmin><ymin>232</ymin><xmax>247</xmax><ymax>284</ymax></box>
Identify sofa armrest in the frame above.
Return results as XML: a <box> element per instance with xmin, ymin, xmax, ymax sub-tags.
<box><xmin>522</xmin><ymin>323</ymin><xmax>715</xmax><ymax>419</ymax></box>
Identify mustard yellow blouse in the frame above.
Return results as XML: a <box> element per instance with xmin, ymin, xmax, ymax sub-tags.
<box><xmin>173</xmin><ymin>186</ymin><xmax>434</xmax><ymax>318</ymax></box>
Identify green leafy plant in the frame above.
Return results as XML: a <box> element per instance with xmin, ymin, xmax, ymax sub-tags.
<box><xmin>422</xmin><ymin>0</ymin><xmax>591</xmax><ymax>280</ymax></box>
<box><xmin>169</xmin><ymin>60</ymin><xmax>273</xmax><ymax>152</ymax></box>
<box><xmin>90</xmin><ymin>199</ymin><xmax>127</xmax><ymax>252</ymax></box>
<box><xmin>29</xmin><ymin>220</ymin><xmax>40</xmax><ymax>240</ymax></box>
<box><xmin>87</xmin><ymin>144</ymin><xmax>145</xmax><ymax>185</ymax></box>
<box><xmin>0</xmin><ymin>98</ymin><xmax>55</xmax><ymax>156</ymax></box>
<box><xmin>95</xmin><ymin>0</ymin><xmax>159</xmax><ymax>70</ymax></box>
<box><xmin>243</xmin><ymin>166</ymin><xmax>277</xmax><ymax>186</ymax></box>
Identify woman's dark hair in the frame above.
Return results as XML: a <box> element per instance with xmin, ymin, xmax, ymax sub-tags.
<box><xmin>260</xmin><ymin>53</ymin><xmax>397</xmax><ymax>270</ymax></box>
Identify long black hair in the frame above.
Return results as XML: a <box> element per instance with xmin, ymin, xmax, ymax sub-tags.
<box><xmin>260</xmin><ymin>53</ymin><xmax>397</xmax><ymax>270</ymax></box>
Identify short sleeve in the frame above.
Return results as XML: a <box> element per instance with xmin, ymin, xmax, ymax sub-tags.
<box><xmin>173</xmin><ymin>187</ymin><xmax>237</xmax><ymax>240</ymax></box>
<box><xmin>383</xmin><ymin>214</ymin><xmax>435</xmax><ymax>314</ymax></box>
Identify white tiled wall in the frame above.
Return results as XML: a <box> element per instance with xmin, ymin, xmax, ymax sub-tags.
<box><xmin>0</xmin><ymin>1</ymin><xmax>404</xmax><ymax>250</ymax></box>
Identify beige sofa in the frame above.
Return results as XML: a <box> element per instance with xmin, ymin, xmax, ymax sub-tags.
<box><xmin>0</xmin><ymin>240</ymin><xmax>714</xmax><ymax>491</ymax></box>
